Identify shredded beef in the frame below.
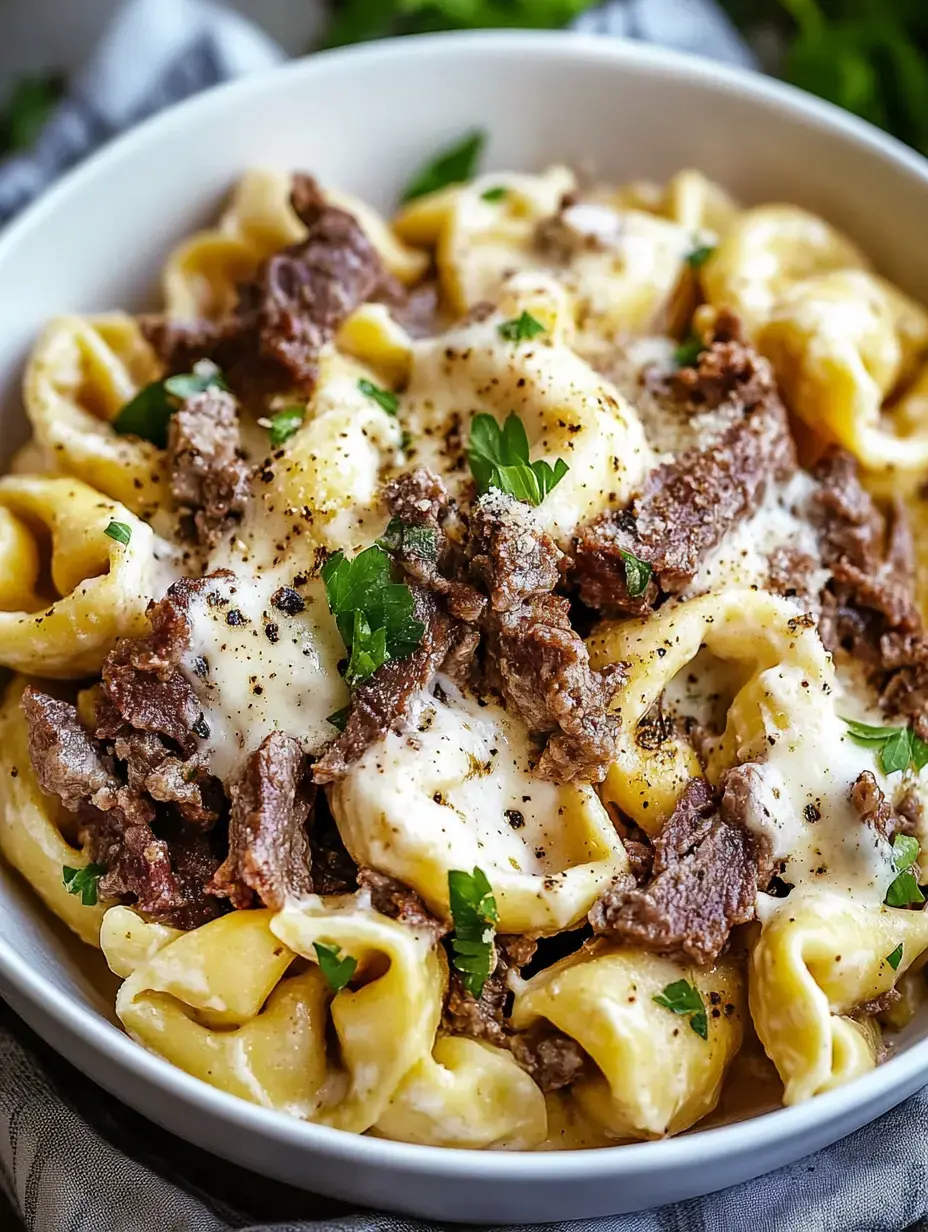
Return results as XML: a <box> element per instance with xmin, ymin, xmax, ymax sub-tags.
<box><xmin>510</xmin><ymin>1025</ymin><xmax>586</xmax><ymax>1092</ymax></box>
<box><xmin>767</xmin><ymin>546</ymin><xmax>819</xmax><ymax>601</ymax></box>
<box><xmin>146</xmin><ymin>174</ymin><xmax>401</xmax><ymax>397</ymax></box>
<box><xmin>470</xmin><ymin>494</ymin><xmax>622</xmax><ymax>783</ymax></box>
<box><xmin>208</xmin><ymin>732</ymin><xmax>314</xmax><ymax>910</ymax></box>
<box><xmin>573</xmin><ymin>318</ymin><xmax>796</xmax><ymax>613</ymax></box>
<box><xmin>810</xmin><ymin>448</ymin><xmax>928</xmax><ymax>736</ymax></box>
<box><xmin>312</xmin><ymin>588</ymin><xmax>459</xmax><ymax>783</ymax></box>
<box><xmin>112</xmin><ymin>729</ymin><xmax>219</xmax><ymax>826</ymax></box>
<box><xmin>855</xmin><ymin>988</ymin><xmax>902</xmax><ymax>1018</ymax></box>
<box><xmin>22</xmin><ymin>687</ymin><xmax>120</xmax><ymax>814</ymax></box>
<box><xmin>441</xmin><ymin>935</ymin><xmax>535</xmax><ymax>1047</ymax></box>
<box><xmin>849</xmin><ymin>771</ymin><xmax>914</xmax><ymax>842</ymax></box>
<box><xmin>22</xmin><ymin>686</ymin><xmax>223</xmax><ymax>928</ymax></box>
<box><xmin>589</xmin><ymin>773</ymin><xmax>762</xmax><ymax>965</ymax></box>
<box><xmin>357</xmin><ymin>868</ymin><xmax>446</xmax><ymax>943</ymax></box>
<box><xmin>167</xmin><ymin>386</ymin><xmax>250</xmax><ymax>548</ymax></box>
<box><xmin>382</xmin><ymin>469</ymin><xmax>485</xmax><ymax>623</ymax></box>
<box><xmin>670</xmin><ymin>309</ymin><xmax>775</xmax><ymax>413</ymax></box>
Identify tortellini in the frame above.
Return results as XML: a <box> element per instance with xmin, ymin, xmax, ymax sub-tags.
<box><xmin>751</xmin><ymin>889</ymin><xmax>928</xmax><ymax>1104</ymax></box>
<box><xmin>0</xmin><ymin>676</ymin><xmax>108</xmax><ymax>946</ymax></box>
<box><xmin>0</xmin><ymin>476</ymin><xmax>166</xmax><ymax>676</ymax></box>
<box><xmin>403</xmin><ymin>274</ymin><xmax>653</xmax><ymax>545</ymax></box>
<box><xmin>24</xmin><ymin>314</ymin><xmax>166</xmax><ymax>516</ymax></box>
<box><xmin>511</xmin><ymin>943</ymin><xmax>746</xmax><ymax>1139</ymax></box>
<box><xmin>330</xmin><ymin>685</ymin><xmax>627</xmax><ymax>934</ymax></box>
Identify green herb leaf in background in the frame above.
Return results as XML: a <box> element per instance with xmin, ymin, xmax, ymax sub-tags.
<box><xmin>313</xmin><ymin>941</ymin><xmax>358</xmax><ymax>992</ymax></box>
<box><xmin>0</xmin><ymin>72</ymin><xmax>64</xmax><ymax>154</ymax></box>
<box><xmin>400</xmin><ymin>129</ymin><xmax>486</xmax><ymax>202</ymax></box>
<box><xmin>358</xmin><ymin>378</ymin><xmax>399</xmax><ymax>415</ymax></box>
<box><xmin>324</xmin><ymin>1</ymin><xmax>601</xmax><ymax>48</ymax></box>
<box><xmin>843</xmin><ymin>718</ymin><xmax>928</xmax><ymax>776</ymax></box>
<box><xmin>62</xmin><ymin>863</ymin><xmax>106</xmax><ymax>907</ymax></box>
<box><xmin>268</xmin><ymin>406</ymin><xmax>305</xmax><ymax>447</ymax></box>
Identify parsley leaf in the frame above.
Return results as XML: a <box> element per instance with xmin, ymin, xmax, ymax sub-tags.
<box><xmin>498</xmin><ymin>311</ymin><xmax>546</xmax><ymax>343</ymax></box>
<box><xmin>686</xmin><ymin>243</ymin><xmax>716</xmax><ymax>269</ymax></box>
<box><xmin>448</xmin><ymin>867</ymin><xmax>498</xmax><ymax>998</ymax></box>
<box><xmin>843</xmin><ymin>718</ymin><xmax>928</xmax><ymax>775</ymax></box>
<box><xmin>313</xmin><ymin>941</ymin><xmax>357</xmax><ymax>992</ymax></box>
<box><xmin>321</xmin><ymin>545</ymin><xmax>425</xmax><ymax>686</ymax></box>
<box><xmin>885</xmin><ymin>833</ymin><xmax>924</xmax><ymax>907</ymax></box>
<box><xmin>886</xmin><ymin>942</ymin><xmax>904</xmax><ymax>971</ymax></box>
<box><xmin>326</xmin><ymin>706</ymin><xmax>350</xmax><ymax>733</ymax></box>
<box><xmin>268</xmin><ymin>406</ymin><xmax>304</xmax><ymax>447</ymax></box>
<box><xmin>62</xmin><ymin>863</ymin><xmax>106</xmax><ymax>907</ymax></box>
<box><xmin>377</xmin><ymin>517</ymin><xmax>439</xmax><ymax>562</ymax></box>
<box><xmin>400</xmin><ymin>130</ymin><xmax>485</xmax><ymax>202</ymax></box>
<box><xmin>104</xmin><ymin>520</ymin><xmax>132</xmax><ymax>546</ymax></box>
<box><xmin>468</xmin><ymin>412</ymin><xmax>568</xmax><ymax>507</ymax></box>
<box><xmin>358</xmin><ymin>378</ymin><xmax>399</xmax><ymax>415</ymax></box>
<box><xmin>653</xmin><ymin>979</ymin><xmax>708</xmax><ymax>1039</ymax></box>
<box><xmin>673</xmin><ymin>335</ymin><xmax>704</xmax><ymax>368</ymax></box>
<box><xmin>481</xmin><ymin>186</ymin><xmax>507</xmax><ymax>203</ymax></box>
<box><xmin>619</xmin><ymin>548</ymin><xmax>652</xmax><ymax>598</ymax></box>
<box><xmin>113</xmin><ymin>360</ymin><xmax>228</xmax><ymax>449</ymax></box>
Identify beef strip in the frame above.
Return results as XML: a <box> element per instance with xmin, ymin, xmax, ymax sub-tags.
<box><xmin>810</xmin><ymin>448</ymin><xmax>928</xmax><ymax>737</ymax></box>
<box><xmin>312</xmin><ymin>588</ymin><xmax>460</xmax><ymax>783</ymax></box>
<box><xmin>146</xmin><ymin>174</ymin><xmax>403</xmax><ymax>397</ymax></box>
<box><xmin>470</xmin><ymin>494</ymin><xmax>623</xmax><ymax>783</ymax></box>
<box><xmin>167</xmin><ymin>386</ymin><xmax>250</xmax><ymax>548</ymax></box>
<box><xmin>208</xmin><ymin>732</ymin><xmax>314</xmax><ymax>910</ymax></box>
<box><xmin>572</xmin><ymin>316</ymin><xmax>796</xmax><ymax>614</ymax></box>
<box><xmin>382</xmin><ymin>469</ymin><xmax>485</xmax><ymax>623</ymax></box>
<box><xmin>356</xmin><ymin>867</ymin><xmax>446</xmax><ymax>943</ymax></box>
<box><xmin>509</xmin><ymin>1026</ymin><xmax>587</xmax><ymax>1092</ymax></box>
<box><xmin>767</xmin><ymin>546</ymin><xmax>819</xmax><ymax>602</ymax></box>
<box><xmin>22</xmin><ymin>687</ymin><xmax>222</xmax><ymax>928</ymax></box>
<box><xmin>670</xmin><ymin>309</ymin><xmax>776</xmax><ymax>413</ymax></box>
<box><xmin>589</xmin><ymin>772</ymin><xmax>763</xmax><ymax>966</ymax></box>
<box><xmin>849</xmin><ymin>770</ymin><xmax>914</xmax><ymax>842</ymax></box>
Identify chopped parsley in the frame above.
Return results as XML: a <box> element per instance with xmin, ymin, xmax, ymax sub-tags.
<box><xmin>886</xmin><ymin>943</ymin><xmax>904</xmax><ymax>970</ymax></box>
<box><xmin>618</xmin><ymin>548</ymin><xmax>652</xmax><ymax>598</ymax></box>
<box><xmin>653</xmin><ymin>979</ymin><xmax>708</xmax><ymax>1039</ymax></box>
<box><xmin>268</xmin><ymin>406</ymin><xmax>305</xmax><ymax>447</ymax></box>
<box><xmin>104</xmin><ymin>520</ymin><xmax>132</xmax><ymax>546</ymax></box>
<box><xmin>358</xmin><ymin>378</ymin><xmax>399</xmax><ymax>415</ymax></box>
<box><xmin>321</xmin><ymin>545</ymin><xmax>424</xmax><ymax>686</ymax></box>
<box><xmin>326</xmin><ymin>706</ymin><xmax>350</xmax><ymax>733</ymax></box>
<box><xmin>498</xmin><ymin>311</ymin><xmax>546</xmax><ymax>343</ymax></box>
<box><xmin>400</xmin><ymin>129</ymin><xmax>485</xmax><ymax>203</ymax></box>
<box><xmin>313</xmin><ymin>941</ymin><xmax>357</xmax><ymax>992</ymax></box>
<box><xmin>843</xmin><ymin>718</ymin><xmax>928</xmax><ymax>775</ymax></box>
<box><xmin>686</xmin><ymin>243</ymin><xmax>716</xmax><ymax>269</ymax></box>
<box><xmin>113</xmin><ymin>360</ymin><xmax>228</xmax><ymax>449</ymax></box>
<box><xmin>468</xmin><ymin>412</ymin><xmax>568</xmax><ymax>508</ymax></box>
<box><xmin>62</xmin><ymin>863</ymin><xmax>106</xmax><ymax>907</ymax></box>
<box><xmin>377</xmin><ymin>517</ymin><xmax>439</xmax><ymax>563</ymax></box>
<box><xmin>448</xmin><ymin>867</ymin><xmax>498</xmax><ymax>998</ymax></box>
<box><xmin>885</xmin><ymin>833</ymin><xmax>924</xmax><ymax>908</ymax></box>
<box><xmin>673</xmin><ymin>335</ymin><xmax>704</xmax><ymax>369</ymax></box>
<box><xmin>480</xmin><ymin>185</ymin><xmax>507</xmax><ymax>203</ymax></box>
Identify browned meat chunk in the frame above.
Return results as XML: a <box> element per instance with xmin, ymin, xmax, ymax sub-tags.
<box><xmin>470</xmin><ymin>494</ymin><xmax>622</xmax><ymax>784</ymax></box>
<box><xmin>357</xmin><ymin>867</ymin><xmax>446</xmax><ymax>943</ymax></box>
<box><xmin>510</xmin><ymin>1025</ymin><xmax>587</xmax><ymax>1092</ymax></box>
<box><xmin>382</xmin><ymin>469</ymin><xmax>485</xmax><ymax>623</ymax></box>
<box><xmin>670</xmin><ymin>309</ymin><xmax>776</xmax><ymax>413</ymax></box>
<box><xmin>849</xmin><ymin>771</ymin><xmax>914</xmax><ymax>842</ymax></box>
<box><xmin>146</xmin><ymin>174</ymin><xmax>402</xmax><ymax>397</ymax></box>
<box><xmin>208</xmin><ymin>732</ymin><xmax>314</xmax><ymax>910</ymax></box>
<box><xmin>312</xmin><ymin>588</ymin><xmax>459</xmax><ymax>783</ymax></box>
<box><xmin>167</xmin><ymin>387</ymin><xmax>250</xmax><ymax>548</ymax></box>
<box><xmin>111</xmin><ymin>729</ymin><xmax>219</xmax><ymax>827</ymax></box>
<box><xmin>810</xmin><ymin>448</ymin><xmax>928</xmax><ymax>737</ymax></box>
<box><xmin>767</xmin><ymin>546</ymin><xmax>819</xmax><ymax>602</ymax></box>
<box><xmin>22</xmin><ymin>687</ymin><xmax>120</xmax><ymax>813</ymax></box>
<box><xmin>573</xmin><ymin>318</ymin><xmax>796</xmax><ymax>613</ymax></box>
<box><xmin>589</xmin><ymin>774</ymin><xmax>762</xmax><ymax>966</ymax></box>
<box><xmin>441</xmin><ymin>935</ymin><xmax>536</xmax><ymax>1048</ymax></box>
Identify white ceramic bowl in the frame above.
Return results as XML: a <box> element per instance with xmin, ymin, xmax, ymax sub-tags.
<box><xmin>2</xmin><ymin>30</ymin><xmax>928</xmax><ymax>1224</ymax></box>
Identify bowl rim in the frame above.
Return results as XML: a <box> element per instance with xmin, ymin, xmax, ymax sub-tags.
<box><xmin>2</xmin><ymin>26</ymin><xmax>928</xmax><ymax>1180</ymax></box>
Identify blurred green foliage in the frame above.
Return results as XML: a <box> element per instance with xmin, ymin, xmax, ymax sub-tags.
<box><xmin>0</xmin><ymin>73</ymin><xmax>63</xmax><ymax>157</ymax></box>
<box><xmin>325</xmin><ymin>0</ymin><xmax>599</xmax><ymax>46</ymax></box>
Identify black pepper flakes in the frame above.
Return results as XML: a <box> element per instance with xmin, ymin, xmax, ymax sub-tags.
<box><xmin>226</xmin><ymin>609</ymin><xmax>247</xmax><ymax>626</ymax></box>
<box><xmin>265</xmin><ymin>623</ymin><xmax>280</xmax><ymax>644</ymax></box>
<box><xmin>271</xmin><ymin>587</ymin><xmax>305</xmax><ymax>615</ymax></box>
<box><xmin>505</xmin><ymin>809</ymin><xmax>525</xmax><ymax>829</ymax></box>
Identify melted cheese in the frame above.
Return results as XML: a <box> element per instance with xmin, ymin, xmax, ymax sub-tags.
<box><xmin>178</xmin><ymin>567</ymin><xmax>346</xmax><ymax>782</ymax></box>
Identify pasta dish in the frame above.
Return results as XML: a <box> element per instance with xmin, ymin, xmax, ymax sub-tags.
<box><xmin>4</xmin><ymin>133</ymin><xmax>928</xmax><ymax>1150</ymax></box>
